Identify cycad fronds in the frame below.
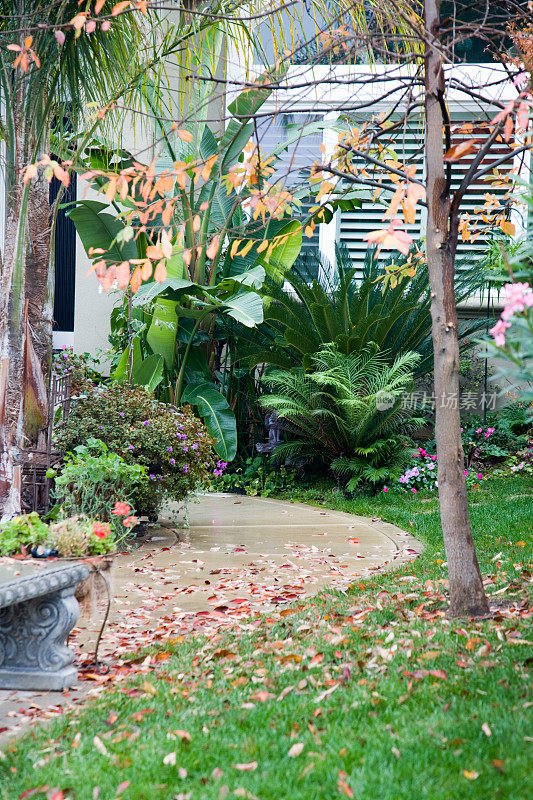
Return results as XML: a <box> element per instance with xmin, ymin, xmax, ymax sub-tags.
<box><xmin>260</xmin><ymin>343</ymin><xmax>421</xmax><ymax>489</ymax></box>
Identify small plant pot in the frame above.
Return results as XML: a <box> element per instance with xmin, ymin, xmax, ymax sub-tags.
<box><xmin>20</xmin><ymin>553</ymin><xmax>115</xmax><ymax>618</ymax></box>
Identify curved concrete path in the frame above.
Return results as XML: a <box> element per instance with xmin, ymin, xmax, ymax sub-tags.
<box><xmin>75</xmin><ymin>494</ymin><xmax>421</xmax><ymax>657</ymax></box>
<box><xmin>0</xmin><ymin>495</ymin><xmax>421</xmax><ymax>743</ymax></box>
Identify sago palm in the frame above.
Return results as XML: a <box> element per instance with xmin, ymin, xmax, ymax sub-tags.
<box><xmin>239</xmin><ymin>244</ymin><xmax>486</xmax><ymax>377</ymax></box>
<box><xmin>260</xmin><ymin>343</ymin><xmax>425</xmax><ymax>490</ymax></box>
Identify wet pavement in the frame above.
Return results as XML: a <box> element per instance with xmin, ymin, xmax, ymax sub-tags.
<box><xmin>0</xmin><ymin>494</ymin><xmax>421</xmax><ymax>745</ymax></box>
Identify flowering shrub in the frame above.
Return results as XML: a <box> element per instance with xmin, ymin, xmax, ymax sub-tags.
<box><xmin>393</xmin><ymin>446</ymin><xmax>484</xmax><ymax>494</ymax></box>
<box><xmin>48</xmin><ymin>515</ymin><xmax>116</xmax><ymax>557</ymax></box>
<box><xmin>0</xmin><ymin>513</ymin><xmax>115</xmax><ymax>557</ymax></box>
<box><xmin>54</xmin><ymin>385</ymin><xmax>218</xmax><ymax>517</ymax></box>
<box><xmin>462</xmin><ymin>413</ymin><xmax>530</xmax><ymax>466</ymax></box>
<box><xmin>52</xmin><ymin>347</ymin><xmax>102</xmax><ymax>394</ymax></box>
<box><xmin>396</xmin><ymin>447</ymin><xmax>439</xmax><ymax>493</ymax></box>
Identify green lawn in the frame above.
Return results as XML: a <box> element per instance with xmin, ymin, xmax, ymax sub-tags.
<box><xmin>2</xmin><ymin>475</ymin><xmax>532</xmax><ymax>800</ymax></box>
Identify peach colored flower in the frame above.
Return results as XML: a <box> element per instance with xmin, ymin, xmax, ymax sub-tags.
<box><xmin>123</xmin><ymin>515</ymin><xmax>139</xmax><ymax>528</ymax></box>
<box><xmin>112</xmin><ymin>501</ymin><xmax>132</xmax><ymax>516</ymax></box>
<box><xmin>93</xmin><ymin>521</ymin><xmax>111</xmax><ymax>539</ymax></box>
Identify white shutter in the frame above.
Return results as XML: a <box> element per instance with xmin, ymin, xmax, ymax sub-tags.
<box><xmin>338</xmin><ymin>116</ymin><xmax>515</xmax><ymax>278</ymax></box>
<box><xmin>338</xmin><ymin>120</ymin><xmax>425</xmax><ymax>274</ymax></box>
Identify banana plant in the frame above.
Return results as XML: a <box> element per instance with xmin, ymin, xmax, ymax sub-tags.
<box><xmin>67</xmin><ymin>45</ymin><xmax>361</xmax><ymax>459</ymax></box>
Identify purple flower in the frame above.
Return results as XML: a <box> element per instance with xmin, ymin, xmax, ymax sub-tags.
<box><xmin>383</xmin><ymin>486</ymin><xmax>389</xmax><ymax>492</ymax></box>
<box><xmin>143</xmin><ymin>420</ymin><xmax>149</xmax><ymax>426</ymax></box>
<box><xmin>170</xmin><ymin>458</ymin><xmax>175</xmax><ymax>466</ymax></box>
<box><xmin>128</xmin><ymin>444</ymin><xmax>135</xmax><ymax>450</ymax></box>
<box><xmin>149</xmin><ymin>473</ymin><xmax>156</xmax><ymax>480</ymax></box>
<box><xmin>183</xmin><ymin>446</ymin><xmax>189</xmax><ymax>452</ymax></box>
<box><xmin>183</xmin><ymin>464</ymin><xmax>189</xmax><ymax>473</ymax></box>
<box><xmin>192</xmin><ymin>443</ymin><xmax>198</xmax><ymax>450</ymax></box>
<box><xmin>168</xmin><ymin>446</ymin><xmax>173</xmax><ymax>452</ymax></box>
<box><xmin>98</xmin><ymin>425</ymin><xmax>103</xmax><ymax>429</ymax></box>
<box><xmin>120</xmin><ymin>412</ymin><xmax>125</xmax><ymax>417</ymax></box>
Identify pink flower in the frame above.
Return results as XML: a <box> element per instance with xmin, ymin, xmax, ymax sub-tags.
<box><xmin>123</xmin><ymin>515</ymin><xmax>139</xmax><ymax>528</ymax></box>
<box><xmin>464</xmin><ymin>469</ymin><xmax>469</xmax><ymax>476</ymax></box>
<box><xmin>431</xmin><ymin>455</ymin><xmax>437</xmax><ymax>461</ymax></box>
<box><xmin>501</xmin><ymin>282</ymin><xmax>533</xmax><ymax>320</ymax></box>
<box><xmin>411</xmin><ymin>488</ymin><xmax>417</xmax><ymax>493</ymax></box>
<box><xmin>112</xmin><ymin>501</ymin><xmax>132</xmax><ymax>516</ymax></box>
<box><xmin>477</xmin><ymin>473</ymin><xmax>483</xmax><ymax>479</ymax></box>
<box><xmin>383</xmin><ymin>486</ymin><xmax>389</xmax><ymax>492</ymax></box>
<box><xmin>490</xmin><ymin>318</ymin><xmax>511</xmax><ymax>347</ymax></box>
<box><xmin>93</xmin><ymin>521</ymin><xmax>111</xmax><ymax>539</ymax></box>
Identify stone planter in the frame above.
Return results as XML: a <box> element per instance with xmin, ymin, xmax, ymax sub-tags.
<box><xmin>18</xmin><ymin>553</ymin><xmax>115</xmax><ymax>618</ymax></box>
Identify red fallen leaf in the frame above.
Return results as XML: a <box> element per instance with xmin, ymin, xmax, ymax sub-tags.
<box><xmin>456</xmin><ymin>659</ymin><xmax>469</xmax><ymax>668</ymax></box>
<box><xmin>50</xmin><ymin>793</ymin><xmax>63</xmax><ymax>800</ymax></box>
<box><xmin>429</xmin><ymin>669</ymin><xmax>447</xmax><ymax>680</ymax></box>
<box><xmin>338</xmin><ymin>771</ymin><xmax>354</xmax><ymax>798</ymax></box>
<box><xmin>309</xmin><ymin>653</ymin><xmax>324</xmax><ymax>666</ymax></box>
<box><xmin>20</xmin><ymin>789</ymin><xmax>45</xmax><ymax>800</ymax></box>
<box><xmin>116</xmin><ymin>782</ymin><xmax>129</xmax><ymax>796</ymax></box>
<box><xmin>250</xmin><ymin>690</ymin><xmax>273</xmax><ymax>703</ymax></box>
<box><xmin>348</xmin><ymin>538</ymin><xmax>360</xmax><ymax>543</ymax></box>
<box><xmin>131</xmin><ymin>709</ymin><xmax>155</xmax><ymax>722</ymax></box>
<box><xmin>175</xmin><ymin>729</ymin><xmax>192</xmax><ymax>741</ymax></box>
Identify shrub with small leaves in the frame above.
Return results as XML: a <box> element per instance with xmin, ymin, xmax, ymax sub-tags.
<box><xmin>52</xmin><ymin>347</ymin><xmax>102</xmax><ymax>394</ymax></box>
<box><xmin>54</xmin><ymin>385</ymin><xmax>217</xmax><ymax>517</ymax></box>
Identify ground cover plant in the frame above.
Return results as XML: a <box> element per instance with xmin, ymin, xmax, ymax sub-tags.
<box><xmin>1</xmin><ymin>474</ymin><xmax>531</xmax><ymax>800</ymax></box>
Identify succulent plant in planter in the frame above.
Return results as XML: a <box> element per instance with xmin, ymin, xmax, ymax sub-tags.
<box><xmin>47</xmin><ymin>515</ymin><xmax>116</xmax><ymax>558</ymax></box>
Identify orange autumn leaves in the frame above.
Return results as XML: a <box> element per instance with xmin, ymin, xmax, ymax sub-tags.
<box><xmin>8</xmin><ymin>3</ymin><xmax>152</xmax><ymax>67</ymax></box>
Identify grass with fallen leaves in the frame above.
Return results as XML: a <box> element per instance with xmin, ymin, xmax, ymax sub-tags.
<box><xmin>1</xmin><ymin>475</ymin><xmax>532</xmax><ymax>800</ymax></box>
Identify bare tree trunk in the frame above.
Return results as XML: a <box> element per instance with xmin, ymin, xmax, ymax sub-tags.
<box><xmin>424</xmin><ymin>0</ymin><xmax>489</xmax><ymax>616</ymax></box>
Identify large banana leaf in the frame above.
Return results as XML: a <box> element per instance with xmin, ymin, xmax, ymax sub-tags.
<box><xmin>131</xmin><ymin>354</ymin><xmax>165</xmax><ymax>391</ymax></box>
<box><xmin>66</xmin><ymin>200</ymin><xmax>137</xmax><ymax>265</ymax></box>
<box><xmin>146</xmin><ymin>298</ymin><xmax>179</xmax><ymax>370</ymax></box>
<box><xmin>113</xmin><ymin>336</ymin><xmax>142</xmax><ymax>382</ymax></box>
<box><xmin>182</xmin><ymin>382</ymin><xmax>237</xmax><ymax>461</ymax></box>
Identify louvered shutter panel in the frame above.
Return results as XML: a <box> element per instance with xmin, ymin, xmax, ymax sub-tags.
<box><xmin>448</xmin><ymin>120</ymin><xmax>515</xmax><ymax>263</ymax></box>
<box><xmin>338</xmin><ymin>120</ymin><xmax>425</xmax><ymax>275</ymax></box>
<box><xmin>337</xmin><ymin>116</ymin><xmax>516</xmax><ymax>282</ymax></box>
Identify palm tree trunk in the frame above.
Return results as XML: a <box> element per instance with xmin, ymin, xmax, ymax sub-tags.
<box><xmin>424</xmin><ymin>0</ymin><xmax>489</xmax><ymax>617</ymax></box>
<box><xmin>0</xmin><ymin>89</ymin><xmax>49</xmax><ymax>520</ymax></box>
<box><xmin>0</xmin><ymin>91</ymin><xmax>28</xmax><ymax>520</ymax></box>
